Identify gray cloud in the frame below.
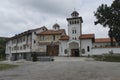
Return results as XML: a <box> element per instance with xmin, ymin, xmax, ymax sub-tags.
<box><xmin>0</xmin><ymin>0</ymin><xmax>113</xmax><ymax>38</ymax></box>
<box><xmin>10</xmin><ymin>0</ymin><xmax>76</xmax><ymax>15</ymax></box>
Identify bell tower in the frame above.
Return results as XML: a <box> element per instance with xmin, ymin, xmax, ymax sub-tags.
<box><xmin>67</xmin><ymin>11</ymin><xmax>83</xmax><ymax>40</ymax></box>
<box><xmin>53</xmin><ymin>23</ymin><xmax>60</xmax><ymax>30</ymax></box>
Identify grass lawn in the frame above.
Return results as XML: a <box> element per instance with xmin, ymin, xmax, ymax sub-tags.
<box><xmin>92</xmin><ymin>54</ymin><xmax>120</xmax><ymax>62</ymax></box>
<box><xmin>0</xmin><ymin>64</ymin><xmax>18</xmax><ymax>71</ymax></box>
<box><xmin>0</xmin><ymin>58</ymin><xmax>5</xmax><ymax>61</ymax></box>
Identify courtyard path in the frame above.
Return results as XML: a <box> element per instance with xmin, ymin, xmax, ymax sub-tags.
<box><xmin>0</xmin><ymin>57</ymin><xmax>120</xmax><ymax>80</ymax></box>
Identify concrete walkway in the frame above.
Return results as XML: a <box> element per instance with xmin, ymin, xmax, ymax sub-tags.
<box><xmin>54</xmin><ymin>57</ymin><xmax>94</xmax><ymax>61</ymax></box>
<box><xmin>0</xmin><ymin>58</ymin><xmax>120</xmax><ymax>80</ymax></box>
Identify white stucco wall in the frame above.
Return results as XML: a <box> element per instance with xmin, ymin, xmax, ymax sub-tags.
<box><xmin>32</xmin><ymin>28</ymin><xmax>46</xmax><ymax>52</ymax></box>
<box><xmin>81</xmin><ymin>39</ymin><xmax>93</xmax><ymax>55</ymax></box>
<box><xmin>36</xmin><ymin>45</ymin><xmax>46</xmax><ymax>53</ymax></box>
<box><xmin>5</xmin><ymin>27</ymin><xmax>47</xmax><ymax>60</ymax></box>
<box><xmin>68</xmin><ymin>19</ymin><xmax>82</xmax><ymax>40</ymax></box>
<box><xmin>59</xmin><ymin>40</ymin><xmax>68</xmax><ymax>56</ymax></box>
<box><xmin>92</xmin><ymin>47</ymin><xmax>120</xmax><ymax>55</ymax></box>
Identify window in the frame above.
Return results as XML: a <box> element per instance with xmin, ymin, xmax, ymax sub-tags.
<box><xmin>40</xmin><ymin>35</ymin><xmax>44</xmax><ymax>41</ymax></box>
<box><xmin>64</xmin><ymin>49</ymin><xmax>67</xmax><ymax>54</ymax></box>
<box><xmin>27</xmin><ymin>45</ymin><xmax>29</xmax><ymax>48</ymax></box>
<box><xmin>17</xmin><ymin>46</ymin><xmax>19</xmax><ymax>50</ymax></box>
<box><xmin>20</xmin><ymin>38</ymin><xmax>22</xmax><ymax>43</ymax></box>
<box><xmin>72</xmin><ymin>30</ymin><xmax>74</xmax><ymax>34</ymax></box>
<box><xmin>14</xmin><ymin>46</ymin><xmax>17</xmax><ymax>50</ymax></box>
<box><xmin>34</xmin><ymin>40</ymin><xmax>36</xmax><ymax>44</ymax></box>
<box><xmin>20</xmin><ymin>46</ymin><xmax>22</xmax><ymax>50</ymax></box>
<box><xmin>53</xmin><ymin>35</ymin><xmax>55</xmax><ymax>40</ymax></box>
<box><xmin>23</xmin><ymin>36</ymin><xmax>25</xmax><ymax>42</ymax></box>
<box><xmin>23</xmin><ymin>45</ymin><xmax>26</xmax><ymax>50</ymax></box>
<box><xmin>34</xmin><ymin>32</ymin><xmax>36</xmax><ymax>34</ymax></box>
<box><xmin>42</xmin><ymin>28</ymin><xmax>45</xmax><ymax>31</ymax></box>
<box><xmin>77</xmin><ymin>20</ymin><xmax>79</xmax><ymax>24</ymax></box>
<box><xmin>87</xmin><ymin>46</ymin><xmax>90</xmax><ymax>52</ymax></box>
<box><xmin>18</xmin><ymin>39</ymin><xmax>19</xmax><ymax>43</ymax></box>
<box><xmin>70</xmin><ymin>21</ymin><xmax>72</xmax><ymax>24</ymax></box>
<box><xmin>74</xmin><ymin>30</ymin><xmax>76</xmax><ymax>34</ymax></box>
<box><xmin>72</xmin><ymin>29</ymin><xmax>76</xmax><ymax>34</ymax></box>
<box><xmin>72</xmin><ymin>21</ymin><xmax>74</xmax><ymax>24</ymax></box>
<box><xmin>75</xmin><ymin>37</ymin><xmax>77</xmax><ymax>40</ymax></box>
<box><xmin>75</xmin><ymin>21</ymin><xmax>76</xmax><ymax>24</ymax></box>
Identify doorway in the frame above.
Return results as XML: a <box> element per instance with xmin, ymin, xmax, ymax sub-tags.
<box><xmin>46</xmin><ymin>45</ymin><xmax>59</xmax><ymax>56</ymax></box>
<box><xmin>71</xmin><ymin>49</ymin><xmax>79</xmax><ymax>57</ymax></box>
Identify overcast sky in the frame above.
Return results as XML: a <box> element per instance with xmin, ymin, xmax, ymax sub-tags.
<box><xmin>0</xmin><ymin>0</ymin><xmax>113</xmax><ymax>38</ymax></box>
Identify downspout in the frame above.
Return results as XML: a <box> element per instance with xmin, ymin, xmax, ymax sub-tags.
<box><xmin>80</xmin><ymin>23</ymin><xmax>82</xmax><ymax>56</ymax></box>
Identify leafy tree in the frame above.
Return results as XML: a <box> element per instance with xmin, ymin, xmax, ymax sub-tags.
<box><xmin>111</xmin><ymin>0</ymin><xmax>120</xmax><ymax>45</ymax></box>
<box><xmin>0</xmin><ymin>38</ymin><xmax>6</xmax><ymax>59</ymax></box>
<box><xmin>94</xmin><ymin>0</ymin><xmax>120</xmax><ymax>46</ymax></box>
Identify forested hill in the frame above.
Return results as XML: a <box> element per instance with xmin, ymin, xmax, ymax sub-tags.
<box><xmin>0</xmin><ymin>37</ymin><xmax>9</xmax><ymax>59</ymax></box>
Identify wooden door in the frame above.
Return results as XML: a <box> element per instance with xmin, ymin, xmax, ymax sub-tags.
<box><xmin>47</xmin><ymin>45</ymin><xmax>59</xmax><ymax>56</ymax></box>
<box><xmin>71</xmin><ymin>49</ymin><xmax>79</xmax><ymax>57</ymax></box>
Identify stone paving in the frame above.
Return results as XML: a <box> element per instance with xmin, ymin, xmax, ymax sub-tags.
<box><xmin>0</xmin><ymin>57</ymin><xmax>120</xmax><ymax>80</ymax></box>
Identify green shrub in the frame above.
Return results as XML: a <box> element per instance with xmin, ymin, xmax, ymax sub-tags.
<box><xmin>92</xmin><ymin>55</ymin><xmax>103</xmax><ymax>61</ymax></box>
<box><xmin>32</xmin><ymin>54</ymin><xmax>37</xmax><ymax>62</ymax></box>
<box><xmin>0</xmin><ymin>64</ymin><xmax>18</xmax><ymax>71</ymax></box>
<box><xmin>93</xmin><ymin>54</ymin><xmax>120</xmax><ymax>62</ymax></box>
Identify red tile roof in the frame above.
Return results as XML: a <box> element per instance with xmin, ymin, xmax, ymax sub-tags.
<box><xmin>59</xmin><ymin>35</ymin><xmax>69</xmax><ymax>40</ymax></box>
<box><xmin>80</xmin><ymin>34</ymin><xmax>94</xmax><ymax>39</ymax></box>
<box><xmin>9</xmin><ymin>26</ymin><xmax>47</xmax><ymax>40</ymax></box>
<box><xmin>38</xmin><ymin>29</ymin><xmax>66</xmax><ymax>35</ymax></box>
<box><xmin>95</xmin><ymin>38</ymin><xmax>116</xmax><ymax>43</ymax></box>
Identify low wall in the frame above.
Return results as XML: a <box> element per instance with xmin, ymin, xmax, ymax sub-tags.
<box><xmin>92</xmin><ymin>47</ymin><xmax>120</xmax><ymax>55</ymax></box>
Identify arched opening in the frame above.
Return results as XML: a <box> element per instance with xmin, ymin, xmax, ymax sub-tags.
<box><xmin>69</xmin><ymin>42</ymin><xmax>79</xmax><ymax>57</ymax></box>
<box><xmin>87</xmin><ymin>46</ymin><xmax>90</xmax><ymax>52</ymax></box>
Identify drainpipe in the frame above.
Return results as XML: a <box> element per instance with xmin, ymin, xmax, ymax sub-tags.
<box><xmin>16</xmin><ymin>39</ymin><xmax>18</xmax><ymax>60</ymax></box>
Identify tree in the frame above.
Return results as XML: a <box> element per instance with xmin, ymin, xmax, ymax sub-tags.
<box><xmin>111</xmin><ymin>0</ymin><xmax>120</xmax><ymax>45</ymax></box>
<box><xmin>0</xmin><ymin>38</ymin><xmax>6</xmax><ymax>59</ymax></box>
<box><xmin>94</xmin><ymin>0</ymin><xmax>120</xmax><ymax>46</ymax></box>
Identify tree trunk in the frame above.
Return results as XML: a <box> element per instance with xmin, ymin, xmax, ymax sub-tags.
<box><xmin>110</xmin><ymin>37</ymin><xmax>114</xmax><ymax>46</ymax></box>
<box><xmin>109</xmin><ymin>28</ymin><xmax>114</xmax><ymax>46</ymax></box>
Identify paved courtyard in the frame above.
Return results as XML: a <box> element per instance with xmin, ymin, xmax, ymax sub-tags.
<box><xmin>0</xmin><ymin>57</ymin><xmax>120</xmax><ymax>80</ymax></box>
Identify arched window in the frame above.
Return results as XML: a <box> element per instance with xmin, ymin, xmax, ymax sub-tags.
<box><xmin>34</xmin><ymin>40</ymin><xmax>36</xmax><ymax>44</ymax></box>
<box><xmin>64</xmin><ymin>49</ymin><xmax>67</xmax><ymax>54</ymax></box>
<box><xmin>87</xmin><ymin>46</ymin><xmax>90</xmax><ymax>52</ymax></box>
